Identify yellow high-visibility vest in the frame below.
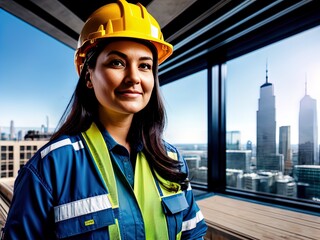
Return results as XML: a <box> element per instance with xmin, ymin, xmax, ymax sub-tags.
<box><xmin>82</xmin><ymin>122</ymin><xmax>187</xmax><ymax>239</ymax></box>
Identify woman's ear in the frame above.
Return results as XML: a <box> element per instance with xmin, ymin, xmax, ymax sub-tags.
<box><xmin>86</xmin><ymin>80</ymin><xmax>93</xmax><ymax>89</ymax></box>
<box><xmin>86</xmin><ymin>71</ymin><xmax>93</xmax><ymax>89</ymax></box>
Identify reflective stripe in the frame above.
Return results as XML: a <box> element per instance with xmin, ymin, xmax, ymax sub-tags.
<box><xmin>182</xmin><ymin>210</ymin><xmax>204</xmax><ymax>232</ymax></box>
<box><xmin>54</xmin><ymin>194</ymin><xmax>112</xmax><ymax>222</ymax></box>
<box><xmin>41</xmin><ymin>139</ymin><xmax>84</xmax><ymax>158</ymax></box>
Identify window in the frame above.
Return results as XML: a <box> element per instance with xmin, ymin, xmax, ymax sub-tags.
<box><xmin>226</xmin><ymin>26</ymin><xmax>320</xmax><ymax>203</ymax></box>
<box><xmin>1</xmin><ymin>164</ymin><xmax>6</xmax><ymax>170</ymax></box>
<box><xmin>161</xmin><ymin>70</ymin><xmax>208</xmax><ymax>185</ymax></box>
<box><xmin>8</xmin><ymin>164</ymin><xmax>13</xmax><ymax>170</ymax></box>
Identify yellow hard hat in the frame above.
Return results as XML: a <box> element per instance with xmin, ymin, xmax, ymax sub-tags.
<box><xmin>75</xmin><ymin>0</ymin><xmax>173</xmax><ymax>75</ymax></box>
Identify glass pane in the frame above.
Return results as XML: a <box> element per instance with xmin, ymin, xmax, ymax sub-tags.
<box><xmin>226</xmin><ymin>26</ymin><xmax>320</xmax><ymax>203</ymax></box>
<box><xmin>161</xmin><ymin>70</ymin><xmax>208</xmax><ymax>185</ymax></box>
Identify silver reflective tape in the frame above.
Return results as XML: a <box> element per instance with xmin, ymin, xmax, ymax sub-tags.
<box><xmin>54</xmin><ymin>194</ymin><xmax>112</xmax><ymax>222</ymax></box>
<box><xmin>187</xmin><ymin>182</ymin><xmax>192</xmax><ymax>191</ymax></box>
<box><xmin>41</xmin><ymin>139</ymin><xmax>84</xmax><ymax>158</ymax></box>
<box><xmin>72</xmin><ymin>140</ymin><xmax>84</xmax><ymax>151</ymax></box>
<box><xmin>182</xmin><ymin>210</ymin><xmax>204</xmax><ymax>232</ymax></box>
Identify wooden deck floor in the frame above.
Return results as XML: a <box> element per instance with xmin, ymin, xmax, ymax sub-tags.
<box><xmin>197</xmin><ymin>195</ymin><xmax>320</xmax><ymax>240</ymax></box>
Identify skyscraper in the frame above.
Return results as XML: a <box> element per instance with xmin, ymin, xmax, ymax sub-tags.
<box><xmin>256</xmin><ymin>68</ymin><xmax>276</xmax><ymax>170</ymax></box>
<box><xmin>298</xmin><ymin>82</ymin><xmax>318</xmax><ymax>165</ymax></box>
<box><xmin>279</xmin><ymin>126</ymin><xmax>292</xmax><ymax>175</ymax></box>
<box><xmin>9</xmin><ymin>120</ymin><xmax>15</xmax><ymax>140</ymax></box>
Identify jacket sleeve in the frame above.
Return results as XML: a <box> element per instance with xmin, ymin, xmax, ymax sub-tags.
<box><xmin>176</xmin><ymin>150</ymin><xmax>207</xmax><ymax>239</ymax></box>
<box><xmin>2</xmin><ymin>160</ymin><xmax>55</xmax><ymax>240</ymax></box>
<box><xmin>181</xmin><ymin>184</ymin><xmax>207</xmax><ymax>239</ymax></box>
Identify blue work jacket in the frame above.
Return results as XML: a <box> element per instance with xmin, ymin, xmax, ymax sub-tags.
<box><xmin>3</xmin><ymin>126</ymin><xmax>207</xmax><ymax>239</ymax></box>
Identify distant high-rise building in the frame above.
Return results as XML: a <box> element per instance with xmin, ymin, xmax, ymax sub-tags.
<box><xmin>293</xmin><ymin>165</ymin><xmax>320</xmax><ymax>200</ymax></box>
<box><xmin>46</xmin><ymin>115</ymin><xmax>49</xmax><ymax>133</ymax></box>
<box><xmin>9</xmin><ymin>120</ymin><xmax>15</xmax><ymax>140</ymax></box>
<box><xmin>298</xmin><ymin>82</ymin><xmax>318</xmax><ymax>165</ymax></box>
<box><xmin>226</xmin><ymin>150</ymin><xmax>252</xmax><ymax>172</ymax></box>
<box><xmin>226</xmin><ymin>131</ymin><xmax>241</xmax><ymax>150</ymax></box>
<box><xmin>246</xmin><ymin>140</ymin><xmax>252</xmax><ymax>151</ymax></box>
<box><xmin>279</xmin><ymin>126</ymin><xmax>292</xmax><ymax>175</ymax></box>
<box><xmin>256</xmin><ymin>67</ymin><xmax>276</xmax><ymax>170</ymax></box>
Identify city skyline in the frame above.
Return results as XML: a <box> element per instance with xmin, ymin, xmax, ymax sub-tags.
<box><xmin>227</xmin><ymin>25</ymin><xmax>320</xmax><ymax>146</ymax></box>
<box><xmin>1</xmin><ymin>9</ymin><xmax>320</xmax><ymax>146</ymax></box>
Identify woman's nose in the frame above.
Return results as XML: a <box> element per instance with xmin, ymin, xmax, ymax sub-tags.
<box><xmin>125</xmin><ymin>66</ymin><xmax>140</xmax><ymax>85</ymax></box>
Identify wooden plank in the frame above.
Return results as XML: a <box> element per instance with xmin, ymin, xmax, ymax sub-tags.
<box><xmin>208</xmin><ymin>196</ymin><xmax>320</xmax><ymax>224</ymax></box>
<box><xmin>199</xmin><ymin>195</ymin><xmax>320</xmax><ymax>227</ymax></box>
<box><xmin>198</xmin><ymin>196</ymin><xmax>320</xmax><ymax>239</ymax></box>
<box><xmin>201</xmin><ymin>203</ymin><xmax>309</xmax><ymax>239</ymax></box>
<box><xmin>199</xmin><ymin>198</ymin><xmax>320</xmax><ymax>239</ymax></box>
<box><xmin>198</xmin><ymin>195</ymin><xmax>320</xmax><ymax>240</ymax></box>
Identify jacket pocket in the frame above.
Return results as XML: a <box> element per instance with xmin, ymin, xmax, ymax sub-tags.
<box><xmin>55</xmin><ymin>208</ymin><xmax>115</xmax><ymax>239</ymax></box>
<box><xmin>54</xmin><ymin>194</ymin><xmax>116</xmax><ymax>239</ymax></box>
<box><xmin>162</xmin><ymin>192</ymin><xmax>189</xmax><ymax>214</ymax></box>
<box><xmin>161</xmin><ymin>192</ymin><xmax>189</xmax><ymax>239</ymax></box>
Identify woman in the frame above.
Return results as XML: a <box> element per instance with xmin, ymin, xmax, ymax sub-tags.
<box><xmin>2</xmin><ymin>0</ymin><xmax>207</xmax><ymax>239</ymax></box>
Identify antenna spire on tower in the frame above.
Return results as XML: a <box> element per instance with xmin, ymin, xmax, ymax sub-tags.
<box><xmin>266</xmin><ymin>58</ymin><xmax>269</xmax><ymax>84</ymax></box>
<box><xmin>305</xmin><ymin>73</ymin><xmax>308</xmax><ymax>95</ymax></box>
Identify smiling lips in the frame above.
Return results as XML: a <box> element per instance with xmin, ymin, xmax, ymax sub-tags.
<box><xmin>117</xmin><ymin>89</ymin><xmax>142</xmax><ymax>98</ymax></box>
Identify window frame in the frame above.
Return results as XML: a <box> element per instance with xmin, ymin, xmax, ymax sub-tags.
<box><xmin>159</xmin><ymin>0</ymin><xmax>320</xmax><ymax>213</ymax></box>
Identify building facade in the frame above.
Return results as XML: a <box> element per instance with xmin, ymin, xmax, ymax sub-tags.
<box><xmin>0</xmin><ymin>140</ymin><xmax>47</xmax><ymax>178</ymax></box>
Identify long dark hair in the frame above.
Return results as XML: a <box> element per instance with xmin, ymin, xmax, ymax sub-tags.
<box><xmin>51</xmin><ymin>38</ymin><xmax>188</xmax><ymax>191</ymax></box>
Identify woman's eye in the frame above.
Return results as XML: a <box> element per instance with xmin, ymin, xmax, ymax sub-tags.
<box><xmin>110</xmin><ymin>60</ymin><xmax>124</xmax><ymax>67</ymax></box>
<box><xmin>140</xmin><ymin>63</ymin><xmax>152</xmax><ymax>70</ymax></box>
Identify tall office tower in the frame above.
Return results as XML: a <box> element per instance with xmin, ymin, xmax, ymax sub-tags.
<box><xmin>256</xmin><ymin>68</ymin><xmax>276</xmax><ymax>170</ymax></box>
<box><xmin>279</xmin><ymin>126</ymin><xmax>293</xmax><ymax>175</ymax></box>
<box><xmin>9</xmin><ymin>120</ymin><xmax>15</xmax><ymax>140</ymax></box>
<box><xmin>298</xmin><ymin>82</ymin><xmax>318</xmax><ymax>165</ymax></box>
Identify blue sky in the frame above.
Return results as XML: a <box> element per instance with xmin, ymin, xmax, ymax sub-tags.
<box><xmin>0</xmin><ymin>9</ymin><xmax>77</xmax><ymax>130</ymax></box>
<box><xmin>1</xmin><ymin>8</ymin><xmax>319</xmax><ymax>145</ymax></box>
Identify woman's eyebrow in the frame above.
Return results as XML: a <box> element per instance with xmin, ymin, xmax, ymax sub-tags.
<box><xmin>107</xmin><ymin>50</ymin><xmax>153</xmax><ymax>61</ymax></box>
<box><xmin>107</xmin><ymin>50</ymin><xmax>127</xmax><ymax>59</ymax></box>
<box><xmin>140</xmin><ymin>56</ymin><xmax>153</xmax><ymax>62</ymax></box>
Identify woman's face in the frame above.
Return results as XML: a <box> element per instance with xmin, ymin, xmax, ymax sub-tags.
<box><xmin>88</xmin><ymin>40</ymin><xmax>155</xmax><ymax>119</ymax></box>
